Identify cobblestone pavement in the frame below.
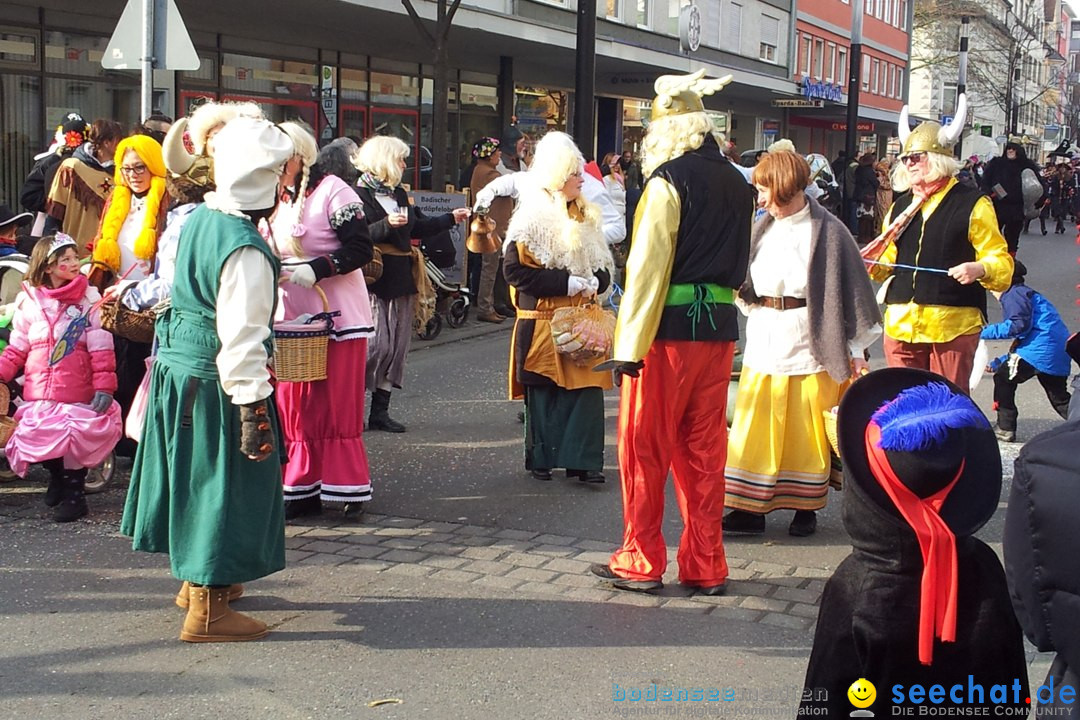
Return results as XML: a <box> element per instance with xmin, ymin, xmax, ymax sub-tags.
<box><xmin>0</xmin><ymin>466</ymin><xmax>827</xmax><ymax>633</ymax></box>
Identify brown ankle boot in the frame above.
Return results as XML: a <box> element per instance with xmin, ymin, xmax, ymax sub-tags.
<box><xmin>175</xmin><ymin>581</ymin><xmax>244</xmax><ymax>609</ymax></box>
<box><xmin>179</xmin><ymin>585</ymin><xmax>268</xmax><ymax>643</ymax></box>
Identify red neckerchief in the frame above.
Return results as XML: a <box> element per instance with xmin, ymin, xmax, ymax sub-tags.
<box><xmin>912</xmin><ymin>177</ymin><xmax>951</xmax><ymax>200</ymax></box>
<box><xmin>865</xmin><ymin>422</ymin><xmax>962</xmax><ymax>665</ymax></box>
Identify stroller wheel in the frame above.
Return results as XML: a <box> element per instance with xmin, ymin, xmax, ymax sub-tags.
<box><xmin>446</xmin><ymin>297</ymin><xmax>469</xmax><ymax>328</ymax></box>
<box><xmin>417</xmin><ymin>314</ymin><xmax>443</xmax><ymax>341</ymax></box>
<box><xmin>0</xmin><ymin>456</ymin><xmax>15</xmax><ymax>480</ymax></box>
<box><xmin>84</xmin><ymin>450</ymin><xmax>116</xmax><ymax>495</ymax></box>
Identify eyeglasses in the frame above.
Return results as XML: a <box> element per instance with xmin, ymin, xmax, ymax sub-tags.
<box><xmin>120</xmin><ymin>163</ymin><xmax>148</xmax><ymax>177</ymax></box>
<box><xmin>899</xmin><ymin>152</ymin><xmax>927</xmax><ymax>167</ymax></box>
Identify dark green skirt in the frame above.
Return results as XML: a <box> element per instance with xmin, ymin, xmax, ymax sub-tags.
<box><xmin>524</xmin><ymin>385</ymin><xmax>605</xmax><ymax>472</ymax></box>
<box><xmin>120</xmin><ymin>358</ymin><xmax>286</xmax><ymax>586</ymax></box>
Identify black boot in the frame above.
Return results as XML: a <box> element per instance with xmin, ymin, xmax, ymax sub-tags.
<box><xmin>53</xmin><ymin>469</ymin><xmax>88</xmax><ymax>523</ymax></box>
<box><xmin>284</xmin><ymin>495</ymin><xmax>321</xmax><ymax>520</ymax></box>
<box><xmin>368</xmin><ymin>389</ymin><xmax>406</xmax><ymax>433</ymax></box>
<box><xmin>43</xmin><ymin>459</ymin><xmax>64</xmax><ymax>507</ymax></box>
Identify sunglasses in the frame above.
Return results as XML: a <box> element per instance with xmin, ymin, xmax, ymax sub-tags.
<box><xmin>899</xmin><ymin>152</ymin><xmax>927</xmax><ymax>166</ymax></box>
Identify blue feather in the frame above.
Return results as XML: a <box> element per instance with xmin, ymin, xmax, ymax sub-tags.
<box><xmin>871</xmin><ymin>382</ymin><xmax>990</xmax><ymax>452</ymax></box>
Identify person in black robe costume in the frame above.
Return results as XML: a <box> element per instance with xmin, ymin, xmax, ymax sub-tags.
<box><xmin>799</xmin><ymin>368</ymin><xmax>1029</xmax><ymax>717</ymax></box>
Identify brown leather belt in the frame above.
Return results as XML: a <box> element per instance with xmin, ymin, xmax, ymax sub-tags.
<box><xmin>759</xmin><ymin>296</ymin><xmax>807</xmax><ymax>311</ymax></box>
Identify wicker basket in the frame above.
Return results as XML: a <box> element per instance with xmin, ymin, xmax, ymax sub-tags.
<box><xmin>100</xmin><ymin>286</ymin><xmax>156</xmax><ymax>344</ymax></box>
<box><xmin>273</xmin><ymin>285</ymin><xmax>334</xmax><ymax>382</ymax></box>
<box><xmin>0</xmin><ymin>384</ymin><xmax>14</xmax><ymax>445</ymax></box>
<box><xmin>362</xmin><ymin>245</ymin><xmax>384</xmax><ymax>285</ymax></box>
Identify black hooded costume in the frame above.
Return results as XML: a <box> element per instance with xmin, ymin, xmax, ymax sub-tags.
<box><xmin>1006</xmin><ymin>419</ymin><xmax>1080</xmax><ymax>717</ymax></box>
<box><xmin>982</xmin><ymin>142</ymin><xmax>1045</xmax><ymax>253</ymax></box>
<box><xmin>799</xmin><ymin>369</ymin><xmax>1030</xmax><ymax>717</ymax></box>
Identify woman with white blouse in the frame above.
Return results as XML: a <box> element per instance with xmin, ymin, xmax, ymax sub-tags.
<box><xmin>723</xmin><ymin>151</ymin><xmax>881</xmax><ymax>538</ymax></box>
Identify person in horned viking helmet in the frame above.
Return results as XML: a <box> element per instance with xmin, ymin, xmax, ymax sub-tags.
<box><xmin>865</xmin><ymin>94</ymin><xmax>1012</xmax><ymax>389</ymax></box>
<box><xmin>589</xmin><ymin>70</ymin><xmax>754</xmax><ymax>595</ymax></box>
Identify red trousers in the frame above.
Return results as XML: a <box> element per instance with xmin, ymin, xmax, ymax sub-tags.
<box><xmin>608</xmin><ymin>340</ymin><xmax>734</xmax><ymax>585</ymax></box>
<box><xmin>883</xmin><ymin>332</ymin><xmax>980</xmax><ymax>393</ymax></box>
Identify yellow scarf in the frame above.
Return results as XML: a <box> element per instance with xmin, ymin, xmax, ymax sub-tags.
<box><xmin>93</xmin><ymin>135</ymin><xmax>167</xmax><ymax>271</ymax></box>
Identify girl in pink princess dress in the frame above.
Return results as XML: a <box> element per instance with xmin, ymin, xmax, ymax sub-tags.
<box><xmin>0</xmin><ymin>234</ymin><xmax>121</xmax><ymax>522</ymax></box>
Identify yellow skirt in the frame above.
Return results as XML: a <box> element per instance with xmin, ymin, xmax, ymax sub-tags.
<box><xmin>724</xmin><ymin>367</ymin><xmax>841</xmax><ymax>513</ymax></box>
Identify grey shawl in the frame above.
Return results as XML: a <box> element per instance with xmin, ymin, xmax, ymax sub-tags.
<box><xmin>739</xmin><ymin>194</ymin><xmax>881</xmax><ymax>382</ymax></box>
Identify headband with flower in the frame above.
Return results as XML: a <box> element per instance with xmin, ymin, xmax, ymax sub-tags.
<box><xmin>472</xmin><ymin>137</ymin><xmax>500</xmax><ymax>159</ymax></box>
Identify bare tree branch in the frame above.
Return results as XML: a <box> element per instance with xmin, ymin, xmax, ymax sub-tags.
<box><xmin>401</xmin><ymin>0</ymin><xmax>436</xmax><ymax>46</ymax></box>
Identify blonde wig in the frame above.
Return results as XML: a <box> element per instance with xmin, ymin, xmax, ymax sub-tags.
<box><xmin>93</xmin><ymin>135</ymin><xmax>167</xmax><ymax>271</ymax></box>
<box><xmin>528</xmin><ymin>131</ymin><xmax>584</xmax><ymax>194</ymax></box>
<box><xmin>890</xmin><ymin>153</ymin><xmax>963</xmax><ymax>193</ymax></box>
<box><xmin>641</xmin><ymin>111</ymin><xmax>715</xmax><ymax>176</ymax></box>
<box><xmin>355</xmin><ymin>136</ymin><xmax>410</xmax><ymax>188</ymax></box>
<box><xmin>277</xmin><ymin>121</ymin><xmax>320</xmax><ymax>257</ymax></box>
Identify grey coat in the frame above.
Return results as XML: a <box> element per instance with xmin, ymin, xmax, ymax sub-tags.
<box><xmin>739</xmin><ymin>194</ymin><xmax>881</xmax><ymax>382</ymax></box>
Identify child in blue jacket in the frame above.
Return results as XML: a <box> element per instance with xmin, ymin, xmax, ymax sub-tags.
<box><xmin>982</xmin><ymin>261</ymin><xmax>1071</xmax><ymax>442</ymax></box>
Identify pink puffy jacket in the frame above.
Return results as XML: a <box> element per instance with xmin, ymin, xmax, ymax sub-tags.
<box><xmin>0</xmin><ymin>282</ymin><xmax>117</xmax><ymax>403</ymax></box>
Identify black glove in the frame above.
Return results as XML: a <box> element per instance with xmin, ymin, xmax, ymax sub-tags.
<box><xmin>240</xmin><ymin>400</ymin><xmax>274</xmax><ymax>461</ymax></box>
<box><xmin>612</xmin><ymin>360</ymin><xmax>644</xmax><ymax>387</ymax></box>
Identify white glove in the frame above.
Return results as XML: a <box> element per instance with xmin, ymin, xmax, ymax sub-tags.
<box><xmin>567</xmin><ymin>275</ymin><xmax>591</xmax><ymax>297</ymax></box>
<box><xmin>285</xmin><ymin>264</ymin><xmax>317</xmax><ymax>289</ymax></box>
<box><xmin>585</xmin><ymin>276</ymin><xmax>600</xmax><ymax>297</ymax></box>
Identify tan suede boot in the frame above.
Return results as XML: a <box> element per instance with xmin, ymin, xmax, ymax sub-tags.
<box><xmin>175</xmin><ymin>581</ymin><xmax>244</xmax><ymax>609</ymax></box>
<box><xmin>179</xmin><ymin>585</ymin><xmax>268</xmax><ymax>643</ymax></box>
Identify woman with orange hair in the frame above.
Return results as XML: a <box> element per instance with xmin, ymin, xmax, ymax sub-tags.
<box><xmin>723</xmin><ymin>151</ymin><xmax>880</xmax><ymax>538</ymax></box>
<box><xmin>92</xmin><ymin>135</ymin><xmax>169</xmax><ymax>455</ymax></box>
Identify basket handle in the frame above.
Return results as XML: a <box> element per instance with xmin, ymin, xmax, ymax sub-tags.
<box><xmin>312</xmin><ymin>284</ymin><xmax>330</xmax><ymax>313</ymax></box>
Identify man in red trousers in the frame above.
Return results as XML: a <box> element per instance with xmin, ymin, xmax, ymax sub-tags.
<box><xmin>590</xmin><ymin>70</ymin><xmax>753</xmax><ymax>595</ymax></box>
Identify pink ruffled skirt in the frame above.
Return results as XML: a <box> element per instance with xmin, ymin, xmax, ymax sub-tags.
<box><xmin>5</xmin><ymin>400</ymin><xmax>122</xmax><ymax>476</ymax></box>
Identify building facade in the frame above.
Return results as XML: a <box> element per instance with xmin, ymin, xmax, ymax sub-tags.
<box><xmin>0</xmin><ymin>0</ymin><xmax>802</xmax><ymax>208</ymax></box>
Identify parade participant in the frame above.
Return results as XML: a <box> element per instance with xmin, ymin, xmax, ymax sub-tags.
<box><xmin>91</xmin><ymin>134</ymin><xmax>170</xmax><ymax>456</ymax></box>
<box><xmin>468</xmin><ymin>136</ymin><xmax>510</xmax><ymax>324</ymax></box>
<box><xmin>271</xmin><ymin>122</ymin><xmax>375</xmax><ymax>520</ymax></box>
<box><xmin>0</xmin><ymin>205</ymin><xmax>32</xmax><ymax>257</ymax></box>
<box><xmin>42</xmin><ymin>119</ymin><xmax>125</xmax><ymax>254</ymax></box>
<box><xmin>1006</xmin><ymin>418</ymin><xmax>1080</xmax><ymax>717</ymax></box>
<box><xmin>800</xmin><ymin>368</ymin><xmax>1029</xmax><ymax>716</ymax></box>
<box><xmin>497</xmin><ymin>126</ymin><xmax>528</xmax><ymax>175</ymax></box>
<box><xmin>982</xmin><ymin>140</ymin><xmax>1044</xmax><ymax>253</ymax></box>
<box><xmin>20</xmin><ymin>113</ymin><xmax>88</xmax><ymax>224</ymax></box>
<box><xmin>723</xmin><ymin>151</ymin><xmax>880</xmax><ymax>538</ymax></box>
<box><xmin>121</xmin><ymin>116</ymin><xmax>293</xmax><ymax>643</ymax></box>
<box><xmin>981</xmin><ymin>260</ymin><xmax>1071</xmax><ymax>442</ymax></box>
<box><xmin>867</xmin><ymin>95</ymin><xmax>1013</xmax><ymax>389</ymax></box>
<box><xmin>502</xmin><ymin>131</ymin><xmax>614</xmax><ymax>483</ymax></box>
<box><xmin>0</xmin><ymin>234</ymin><xmax>120</xmax><ymax>522</ymax></box>
<box><xmin>589</xmin><ymin>70</ymin><xmax>753</xmax><ymax>595</ymax></box>
<box><xmin>112</xmin><ymin>116</ymin><xmax>217</xmax><ymax>311</ymax></box>
<box><xmin>354</xmin><ymin>136</ymin><xmax>469</xmax><ymax>433</ymax></box>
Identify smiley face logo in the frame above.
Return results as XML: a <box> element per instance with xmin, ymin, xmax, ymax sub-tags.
<box><xmin>847</xmin><ymin>678</ymin><xmax>876</xmax><ymax>709</ymax></box>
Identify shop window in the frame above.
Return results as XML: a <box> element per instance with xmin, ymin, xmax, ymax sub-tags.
<box><xmin>341</xmin><ymin>68</ymin><xmax>368</xmax><ymax>103</ymax></box>
<box><xmin>44</xmin><ymin>31</ymin><xmax>111</xmax><ymax>78</ymax></box>
<box><xmin>46</xmin><ymin>76</ymin><xmax>139</xmax><ymax>131</ymax></box>
<box><xmin>1</xmin><ymin>73</ymin><xmax>42</xmax><ymax>209</ymax></box>
<box><xmin>179</xmin><ymin>52</ymin><xmax>217</xmax><ymax>86</ymax></box>
<box><xmin>759</xmin><ymin>15</ymin><xmax>779</xmax><ymax>63</ymax></box>
<box><xmin>0</xmin><ymin>29</ymin><xmax>37</xmax><ymax>67</ymax></box>
<box><xmin>370</xmin><ymin>70</ymin><xmax>420</xmax><ymax>108</ymax></box>
<box><xmin>222</xmin><ymin>53</ymin><xmax>318</xmax><ymax>102</ymax></box>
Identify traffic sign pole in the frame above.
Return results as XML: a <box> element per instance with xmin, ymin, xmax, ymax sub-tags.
<box><xmin>141</xmin><ymin>0</ymin><xmax>154</xmax><ymax>121</ymax></box>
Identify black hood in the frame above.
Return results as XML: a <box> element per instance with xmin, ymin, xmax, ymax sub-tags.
<box><xmin>1003</xmin><ymin>142</ymin><xmax>1028</xmax><ymax>162</ymax></box>
<box><xmin>842</xmin><ymin>463</ymin><xmax>926</xmax><ymax>574</ymax></box>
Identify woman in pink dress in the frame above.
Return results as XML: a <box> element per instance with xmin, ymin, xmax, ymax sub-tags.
<box><xmin>0</xmin><ymin>234</ymin><xmax>121</xmax><ymax>522</ymax></box>
<box><xmin>271</xmin><ymin>123</ymin><xmax>375</xmax><ymax>520</ymax></box>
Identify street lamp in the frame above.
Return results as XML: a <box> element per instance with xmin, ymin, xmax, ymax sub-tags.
<box><xmin>954</xmin><ymin>15</ymin><xmax>969</xmax><ymax>158</ymax></box>
<box><xmin>844</xmin><ymin>0</ymin><xmax>864</xmax><ymax>221</ymax></box>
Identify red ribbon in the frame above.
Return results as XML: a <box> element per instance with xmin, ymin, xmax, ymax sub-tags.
<box><xmin>864</xmin><ymin>422</ymin><xmax>962</xmax><ymax>665</ymax></box>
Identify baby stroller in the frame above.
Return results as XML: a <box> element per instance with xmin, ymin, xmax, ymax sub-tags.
<box><xmin>0</xmin><ymin>253</ymin><xmax>116</xmax><ymax>492</ymax></box>
<box><xmin>416</xmin><ymin>230</ymin><xmax>470</xmax><ymax>341</ymax></box>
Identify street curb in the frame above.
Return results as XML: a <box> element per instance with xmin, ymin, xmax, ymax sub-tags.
<box><xmin>412</xmin><ymin>318</ymin><xmax>512</xmax><ymax>351</ymax></box>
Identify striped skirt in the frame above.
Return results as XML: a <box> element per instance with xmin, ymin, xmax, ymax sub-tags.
<box><xmin>724</xmin><ymin>367</ymin><xmax>841</xmax><ymax>513</ymax></box>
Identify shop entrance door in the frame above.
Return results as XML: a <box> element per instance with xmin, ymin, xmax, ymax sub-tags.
<box><xmin>340</xmin><ymin>105</ymin><xmax>367</xmax><ymax>143</ymax></box>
